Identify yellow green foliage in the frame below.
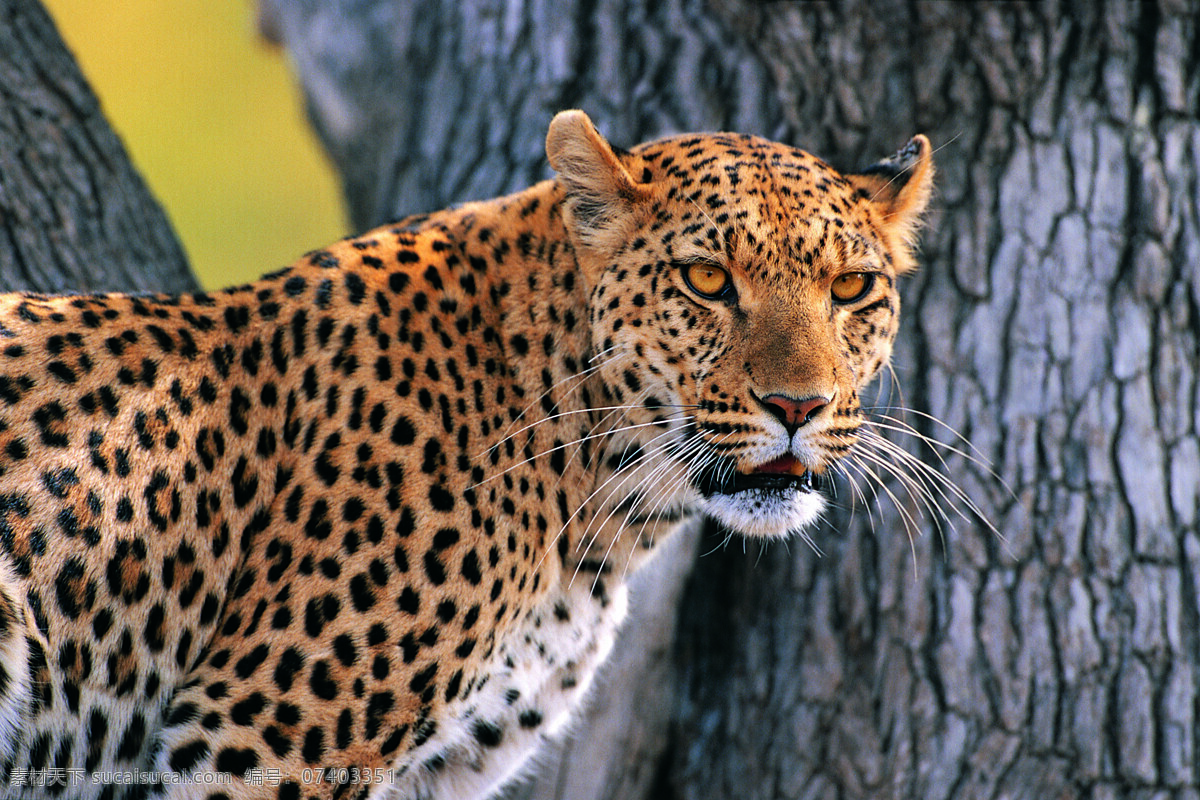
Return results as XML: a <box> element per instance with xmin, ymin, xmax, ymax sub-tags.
<box><xmin>43</xmin><ymin>0</ymin><xmax>346</xmax><ymax>289</ymax></box>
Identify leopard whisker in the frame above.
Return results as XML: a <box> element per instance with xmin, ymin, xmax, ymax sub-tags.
<box><xmin>620</xmin><ymin>428</ymin><xmax>725</xmax><ymax>547</ymax></box>
<box><xmin>560</xmin><ymin>393</ymin><xmax>647</xmax><ymax>476</ymax></box>
<box><xmin>840</xmin><ymin>455</ymin><xmax>925</xmax><ymax>547</ymax></box>
<box><xmin>545</xmin><ymin>421</ymin><xmax>688</xmax><ymax>580</ymax></box>
<box><xmin>560</xmin><ymin>385</ymin><xmax>699</xmax><ymax>476</ymax></box>
<box><xmin>571</xmin><ymin>422</ymin><xmax>700</xmax><ymax>573</ymax></box>
<box><xmin>863</xmin><ymin>408</ymin><xmax>1008</xmax><ymax>493</ymax></box>
<box><xmin>586</xmin><ymin>343</ymin><xmax>623</xmax><ymax>364</ymax></box>
<box><xmin>790</xmin><ymin>525</ymin><xmax>823</xmax><ymax>557</ymax></box>
<box><xmin>479</xmin><ymin>401</ymin><xmax>696</xmax><ymax>461</ymax></box>
<box><xmin>593</xmin><ymin>432</ymin><xmax>711</xmax><ymax>591</ymax></box>
<box><xmin>839</xmin><ymin>456</ymin><xmax>924</xmax><ymax>574</ymax></box>
<box><xmin>493</xmin><ymin>349</ymin><xmax>615</xmax><ymax>435</ymax></box>
<box><xmin>856</xmin><ymin>426</ymin><xmax>999</xmax><ymax>537</ymax></box>
<box><xmin>862</xmin><ymin>131</ymin><xmax>959</xmax><ymax>207</ymax></box>
<box><xmin>574</xmin><ymin>422</ymin><xmax>693</xmax><ymax>546</ymax></box>
<box><xmin>699</xmin><ymin>530</ymin><xmax>735</xmax><ymax>558</ymax></box>
<box><xmin>623</xmin><ymin>429</ymin><xmax>746</xmax><ymax>569</ymax></box>
<box><xmin>471</xmin><ymin>413</ymin><xmax>692</xmax><ymax>490</ymax></box>
<box><xmin>842</xmin><ymin>464</ymin><xmax>878</xmax><ymax>526</ymax></box>
<box><xmin>849</xmin><ymin>441</ymin><xmax>953</xmax><ymax>537</ymax></box>
<box><xmin>683</xmin><ymin>197</ymin><xmax>731</xmax><ymax>262</ymax></box>
<box><xmin>857</xmin><ymin>431</ymin><xmax>960</xmax><ymax>512</ymax></box>
<box><xmin>485</xmin><ymin>349</ymin><xmax>628</xmax><ymax>454</ymax></box>
<box><xmin>827</xmin><ymin>461</ymin><xmax>878</xmax><ymax>534</ymax></box>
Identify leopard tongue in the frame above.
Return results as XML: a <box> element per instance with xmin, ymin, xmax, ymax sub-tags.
<box><xmin>754</xmin><ymin>454</ymin><xmax>808</xmax><ymax>477</ymax></box>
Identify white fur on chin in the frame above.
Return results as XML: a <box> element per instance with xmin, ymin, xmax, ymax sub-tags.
<box><xmin>702</xmin><ymin>487</ymin><xmax>825</xmax><ymax>538</ymax></box>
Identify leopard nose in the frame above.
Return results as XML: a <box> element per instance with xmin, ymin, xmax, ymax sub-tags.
<box><xmin>759</xmin><ymin>393</ymin><xmax>830</xmax><ymax>434</ymax></box>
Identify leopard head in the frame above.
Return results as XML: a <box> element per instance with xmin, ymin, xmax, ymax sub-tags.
<box><xmin>547</xmin><ymin>110</ymin><xmax>934</xmax><ymax>538</ymax></box>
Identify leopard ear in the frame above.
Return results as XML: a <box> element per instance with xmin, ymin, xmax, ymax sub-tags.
<box><xmin>847</xmin><ymin>135</ymin><xmax>935</xmax><ymax>254</ymax></box>
<box><xmin>546</xmin><ymin>110</ymin><xmax>649</xmax><ymax>253</ymax></box>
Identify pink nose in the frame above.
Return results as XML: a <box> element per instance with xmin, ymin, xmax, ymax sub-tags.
<box><xmin>761</xmin><ymin>394</ymin><xmax>829</xmax><ymax>433</ymax></box>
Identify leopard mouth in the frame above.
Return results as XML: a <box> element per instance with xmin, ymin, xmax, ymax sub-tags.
<box><xmin>694</xmin><ymin>454</ymin><xmax>821</xmax><ymax>497</ymax></box>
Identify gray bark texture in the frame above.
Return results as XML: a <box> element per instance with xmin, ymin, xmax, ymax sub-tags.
<box><xmin>261</xmin><ymin>0</ymin><xmax>1200</xmax><ymax>798</ymax></box>
<box><xmin>0</xmin><ymin>0</ymin><xmax>196</xmax><ymax>293</ymax></box>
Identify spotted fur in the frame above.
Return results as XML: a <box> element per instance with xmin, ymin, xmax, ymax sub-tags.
<box><xmin>0</xmin><ymin>111</ymin><xmax>932</xmax><ymax>799</ymax></box>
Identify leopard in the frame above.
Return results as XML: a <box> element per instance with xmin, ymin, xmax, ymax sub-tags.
<box><xmin>0</xmin><ymin>110</ymin><xmax>932</xmax><ymax>800</ymax></box>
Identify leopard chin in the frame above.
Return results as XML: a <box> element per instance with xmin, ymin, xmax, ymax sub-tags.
<box><xmin>701</xmin><ymin>484</ymin><xmax>827</xmax><ymax>538</ymax></box>
<box><xmin>689</xmin><ymin>452</ymin><xmax>828</xmax><ymax>537</ymax></box>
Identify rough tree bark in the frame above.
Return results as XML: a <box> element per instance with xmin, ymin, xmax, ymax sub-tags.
<box><xmin>265</xmin><ymin>2</ymin><xmax>1200</xmax><ymax>798</ymax></box>
<box><xmin>0</xmin><ymin>0</ymin><xmax>196</xmax><ymax>293</ymax></box>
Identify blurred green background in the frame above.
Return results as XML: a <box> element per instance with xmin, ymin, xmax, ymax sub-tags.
<box><xmin>43</xmin><ymin>0</ymin><xmax>347</xmax><ymax>289</ymax></box>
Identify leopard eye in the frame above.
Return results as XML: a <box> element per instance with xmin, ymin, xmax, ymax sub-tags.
<box><xmin>683</xmin><ymin>263</ymin><xmax>732</xmax><ymax>300</ymax></box>
<box><xmin>831</xmin><ymin>272</ymin><xmax>875</xmax><ymax>304</ymax></box>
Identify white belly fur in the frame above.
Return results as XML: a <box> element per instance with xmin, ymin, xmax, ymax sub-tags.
<box><xmin>376</xmin><ymin>573</ymin><xmax>630</xmax><ymax>800</ymax></box>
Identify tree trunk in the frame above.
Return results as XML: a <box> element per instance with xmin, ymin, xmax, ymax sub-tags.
<box><xmin>265</xmin><ymin>0</ymin><xmax>1200</xmax><ymax>798</ymax></box>
<box><xmin>0</xmin><ymin>0</ymin><xmax>195</xmax><ymax>293</ymax></box>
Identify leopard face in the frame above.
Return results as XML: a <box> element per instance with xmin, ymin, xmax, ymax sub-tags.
<box><xmin>548</xmin><ymin>111</ymin><xmax>933</xmax><ymax>538</ymax></box>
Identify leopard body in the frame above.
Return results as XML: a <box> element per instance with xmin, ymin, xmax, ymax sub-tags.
<box><xmin>0</xmin><ymin>111</ymin><xmax>932</xmax><ymax>799</ymax></box>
